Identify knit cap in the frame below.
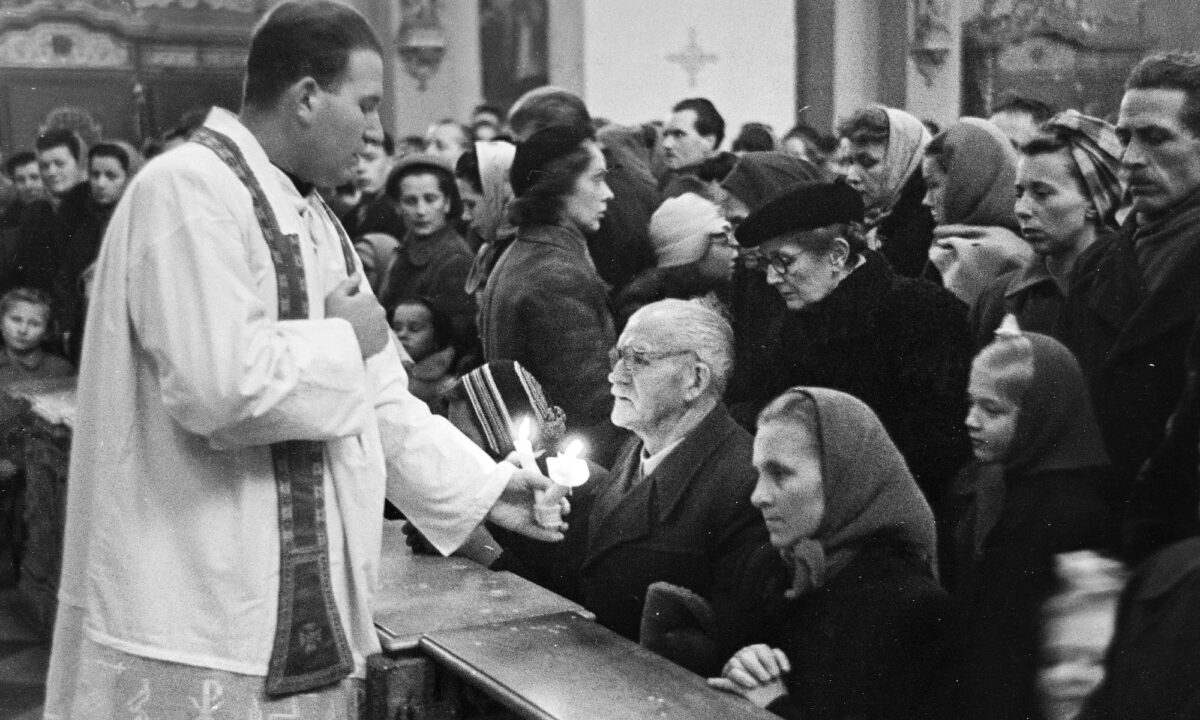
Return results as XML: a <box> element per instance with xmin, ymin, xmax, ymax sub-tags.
<box><xmin>649</xmin><ymin>192</ymin><xmax>729</xmax><ymax>267</ymax></box>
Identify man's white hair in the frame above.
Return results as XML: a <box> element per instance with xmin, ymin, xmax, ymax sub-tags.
<box><xmin>633</xmin><ymin>296</ymin><xmax>733</xmax><ymax>396</ymax></box>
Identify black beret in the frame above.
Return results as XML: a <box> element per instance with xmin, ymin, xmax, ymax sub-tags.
<box><xmin>734</xmin><ymin>179</ymin><xmax>865</xmax><ymax>248</ymax></box>
<box><xmin>510</xmin><ymin>124</ymin><xmax>594</xmax><ymax>197</ymax></box>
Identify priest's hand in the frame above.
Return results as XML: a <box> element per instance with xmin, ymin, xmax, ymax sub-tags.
<box><xmin>324</xmin><ymin>273</ymin><xmax>389</xmax><ymax>358</ymax></box>
<box><xmin>486</xmin><ymin>466</ymin><xmax>568</xmax><ymax>543</ymax></box>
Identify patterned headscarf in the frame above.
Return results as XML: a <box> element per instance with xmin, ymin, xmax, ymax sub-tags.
<box><xmin>454</xmin><ymin>361</ymin><xmax>566</xmax><ymax>458</ymax></box>
<box><xmin>1042</xmin><ymin>110</ymin><xmax>1129</xmax><ymax>228</ymax></box>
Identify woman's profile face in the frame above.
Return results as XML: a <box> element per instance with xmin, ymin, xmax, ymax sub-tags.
<box><xmin>751</xmin><ymin>419</ymin><xmax>825</xmax><ymax>548</ymax></box>
<box><xmin>561</xmin><ymin>141</ymin><xmax>613</xmax><ymax>233</ymax></box>
<box><xmin>921</xmin><ymin>155</ymin><xmax>948</xmax><ymax>225</ymax></box>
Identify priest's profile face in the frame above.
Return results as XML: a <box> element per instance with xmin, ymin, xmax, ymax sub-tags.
<box><xmin>301</xmin><ymin>48</ymin><xmax>385</xmax><ymax>188</ymax></box>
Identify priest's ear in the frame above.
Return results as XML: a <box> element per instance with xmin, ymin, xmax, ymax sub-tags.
<box><xmin>289</xmin><ymin>77</ymin><xmax>324</xmax><ymax>126</ymax></box>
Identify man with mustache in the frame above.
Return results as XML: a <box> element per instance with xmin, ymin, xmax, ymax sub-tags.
<box><xmin>1062</xmin><ymin>51</ymin><xmax>1200</xmax><ymax>561</ymax></box>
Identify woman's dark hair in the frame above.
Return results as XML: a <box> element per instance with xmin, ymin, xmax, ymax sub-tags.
<box><xmin>384</xmin><ymin>161</ymin><xmax>463</xmax><ymax>222</ymax></box>
<box><xmin>507</xmin><ymin>141</ymin><xmax>596</xmax><ymax>227</ymax></box>
<box><xmin>243</xmin><ymin>0</ymin><xmax>381</xmax><ymax>109</ymax></box>
<box><xmin>925</xmin><ymin>130</ymin><xmax>950</xmax><ymax>173</ymax></box>
<box><xmin>454</xmin><ymin>146</ymin><xmax>482</xmax><ymax>193</ymax></box>
<box><xmin>732</xmin><ymin>122</ymin><xmax>776</xmax><ymax>153</ymax></box>
<box><xmin>36</xmin><ymin>128</ymin><xmax>84</xmax><ymax>162</ymax></box>
<box><xmin>837</xmin><ymin>106</ymin><xmax>890</xmax><ymax>145</ymax></box>
<box><xmin>88</xmin><ymin>142</ymin><xmax>133</xmax><ymax>174</ymax></box>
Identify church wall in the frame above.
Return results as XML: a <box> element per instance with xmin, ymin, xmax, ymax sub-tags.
<box><xmin>578</xmin><ymin>0</ymin><xmax>796</xmax><ymax>145</ymax></box>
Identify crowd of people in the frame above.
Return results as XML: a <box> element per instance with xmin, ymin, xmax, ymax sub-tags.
<box><xmin>5</xmin><ymin>2</ymin><xmax>1200</xmax><ymax>718</ymax></box>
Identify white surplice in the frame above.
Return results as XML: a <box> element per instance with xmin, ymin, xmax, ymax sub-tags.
<box><xmin>44</xmin><ymin>109</ymin><xmax>510</xmax><ymax>717</ymax></box>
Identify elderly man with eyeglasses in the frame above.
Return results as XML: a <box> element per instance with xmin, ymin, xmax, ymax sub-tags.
<box><xmin>569</xmin><ymin>297</ymin><xmax>766</xmax><ymax>674</ymax></box>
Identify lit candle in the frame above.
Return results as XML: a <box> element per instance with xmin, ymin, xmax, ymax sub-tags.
<box><xmin>536</xmin><ymin>439</ymin><xmax>589</xmax><ymax>530</ymax></box>
<box><xmin>512</xmin><ymin>417</ymin><xmax>537</xmax><ymax>470</ymax></box>
<box><xmin>546</xmin><ymin>438</ymin><xmax>590</xmax><ymax>488</ymax></box>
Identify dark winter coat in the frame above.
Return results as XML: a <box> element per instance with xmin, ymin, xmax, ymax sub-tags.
<box><xmin>476</xmin><ymin>221</ymin><xmax>624</xmax><ymax>466</ymax></box>
<box><xmin>378</xmin><ymin>225</ymin><xmax>476</xmax><ymax>351</ymax></box>
<box><xmin>1078</xmin><ymin>536</ymin><xmax>1200</xmax><ymax>720</ymax></box>
<box><xmin>949</xmin><ymin>466</ymin><xmax>1113</xmax><ymax>720</ymax></box>
<box><xmin>739</xmin><ymin>250</ymin><xmax>973</xmax><ymax>517</ymax></box>
<box><xmin>876</xmin><ymin>169</ymin><xmax>936</xmax><ymax>278</ymax></box>
<box><xmin>742</xmin><ymin>541</ymin><xmax>957</xmax><ymax>720</ymax></box>
<box><xmin>579</xmin><ymin>403</ymin><xmax>766</xmax><ymax>650</ymax></box>
<box><xmin>1060</xmin><ymin>218</ymin><xmax>1200</xmax><ymax>559</ymax></box>
<box><xmin>8</xmin><ymin>182</ymin><xmax>90</xmax><ymax>292</ymax></box>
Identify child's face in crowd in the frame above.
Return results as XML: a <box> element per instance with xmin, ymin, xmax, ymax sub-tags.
<box><xmin>2</xmin><ymin>300</ymin><xmax>49</xmax><ymax>353</ymax></box>
<box><xmin>89</xmin><ymin>155</ymin><xmax>129</xmax><ymax>207</ymax></box>
<box><xmin>391</xmin><ymin>303</ymin><xmax>437</xmax><ymax>362</ymax></box>
<box><xmin>966</xmin><ymin>367</ymin><xmax>1019</xmax><ymax>463</ymax></box>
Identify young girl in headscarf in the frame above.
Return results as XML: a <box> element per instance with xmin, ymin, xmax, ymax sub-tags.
<box><xmin>951</xmin><ymin>317</ymin><xmax>1114</xmax><ymax>720</ymax></box>
<box><xmin>923</xmin><ymin>118</ymin><xmax>1032</xmax><ymax>306</ymax></box>
<box><xmin>708</xmin><ymin>387</ymin><xmax>956</xmax><ymax>720</ymax></box>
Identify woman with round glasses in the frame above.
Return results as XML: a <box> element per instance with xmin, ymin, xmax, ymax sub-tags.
<box><xmin>734</xmin><ymin>180</ymin><xmax>974</xmax><ymax>539</ymax></box>
<box><xmin>477</xmin><ymin>124</ymin><xmax>624</xmax><ymax>466</ymax></box>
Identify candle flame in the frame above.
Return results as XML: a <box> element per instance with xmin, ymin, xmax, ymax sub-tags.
<box><xmin>564</xmin><ymin>438</ymin><xmax>585</xmax><ymax>459</ymax></box>
<box><xmin>516</xmin><ymin>417</ymin><xmax>531</xmax><ymax>444</ymax></box>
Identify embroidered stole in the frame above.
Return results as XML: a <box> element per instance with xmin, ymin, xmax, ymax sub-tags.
<box><xmin>191</xmin><ymin>128</ymin><xmax>359</xmax><ymax>697</ymax></box>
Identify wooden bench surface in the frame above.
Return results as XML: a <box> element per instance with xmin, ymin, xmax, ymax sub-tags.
<box><xmin>420</xmin><ymin>611</ymin><xmax>779</xmax><ymax>720</ymax></box>
<box><xmin>374</xmin><ymin>520</ymin><xmax>592</xmax><ymax>651</ymax></box>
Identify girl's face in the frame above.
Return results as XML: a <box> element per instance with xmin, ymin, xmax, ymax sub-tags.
<box><xmin>89</xmin><ymin>155</ymin><xmax>129</xmax><ymax>207</ymax></box>
<box><xmin>391</xmin><ymin>303</ymin><xmax>438</xmax><ymax>361</ymax></box>
<box><xmin>751</xmin><ymin>420</ymin><xmax>826</xmax><ymax>548</ymax></box>
<box><xmin>2</xmin><ymin>301</ymin><xmax>49</xmax><ymax>353</ymax></box>
<box><xmin>965</xmin><ymin>366</ymin><xmax>1020</xmax><ymax>463</ymax></box>
<box><xmin>397</xmin><ymin>172</ymin><xmax>450</xmax><ymax>237</ymax></box>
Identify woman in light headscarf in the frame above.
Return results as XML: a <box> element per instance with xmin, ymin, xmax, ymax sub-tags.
<box><xmin>923</xmin><ymin>118</ymin><xmax>1032</xmax><ymax>306</ymax></box>
<box><xmin>970</xmin><ymin>110</ymin><xmax>1126</xmax><ymax>346</ymax></box>
<box><xmin>457</xmin><ymin>140</ymin><xmax>517</xmax><ymax>298</ymax></box>
<box><xmin>609</xmin><ymin>192</ymin><xmax>738</xmax><ymax>329</ymax></box>
<box><xmin>707</xmin><ymin>387</ymin><xmax>956</xmax><ymax>719</ymax></box>
<box><xmin>837</xmin><ymin>105</ymin><xmax>935</xmax><ymax>278</ymax></box>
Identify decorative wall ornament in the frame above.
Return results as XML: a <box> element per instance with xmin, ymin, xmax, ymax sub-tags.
<box><xmin>0</xmin><ymin>22</ymin><xmax>131</xmax><ymax>67</ymax></box>
<box><xmin>131</xmin><ymin>0</ymin><xmax>256</xmax><ymax>11</ymax></box>
<box><xmin>910</xmin><ymin>0</ymin><xmax>953</xmax><ymax>86</ymax></box>
<box><xmin>397</xmin><ymin>0</ymin><xmax>446</xmax><ymax>91</ymax></box>
<box><xmin>666</xmin><ymin>28</ymin><xmax>718</xmax><ymax>88</ymax></box>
